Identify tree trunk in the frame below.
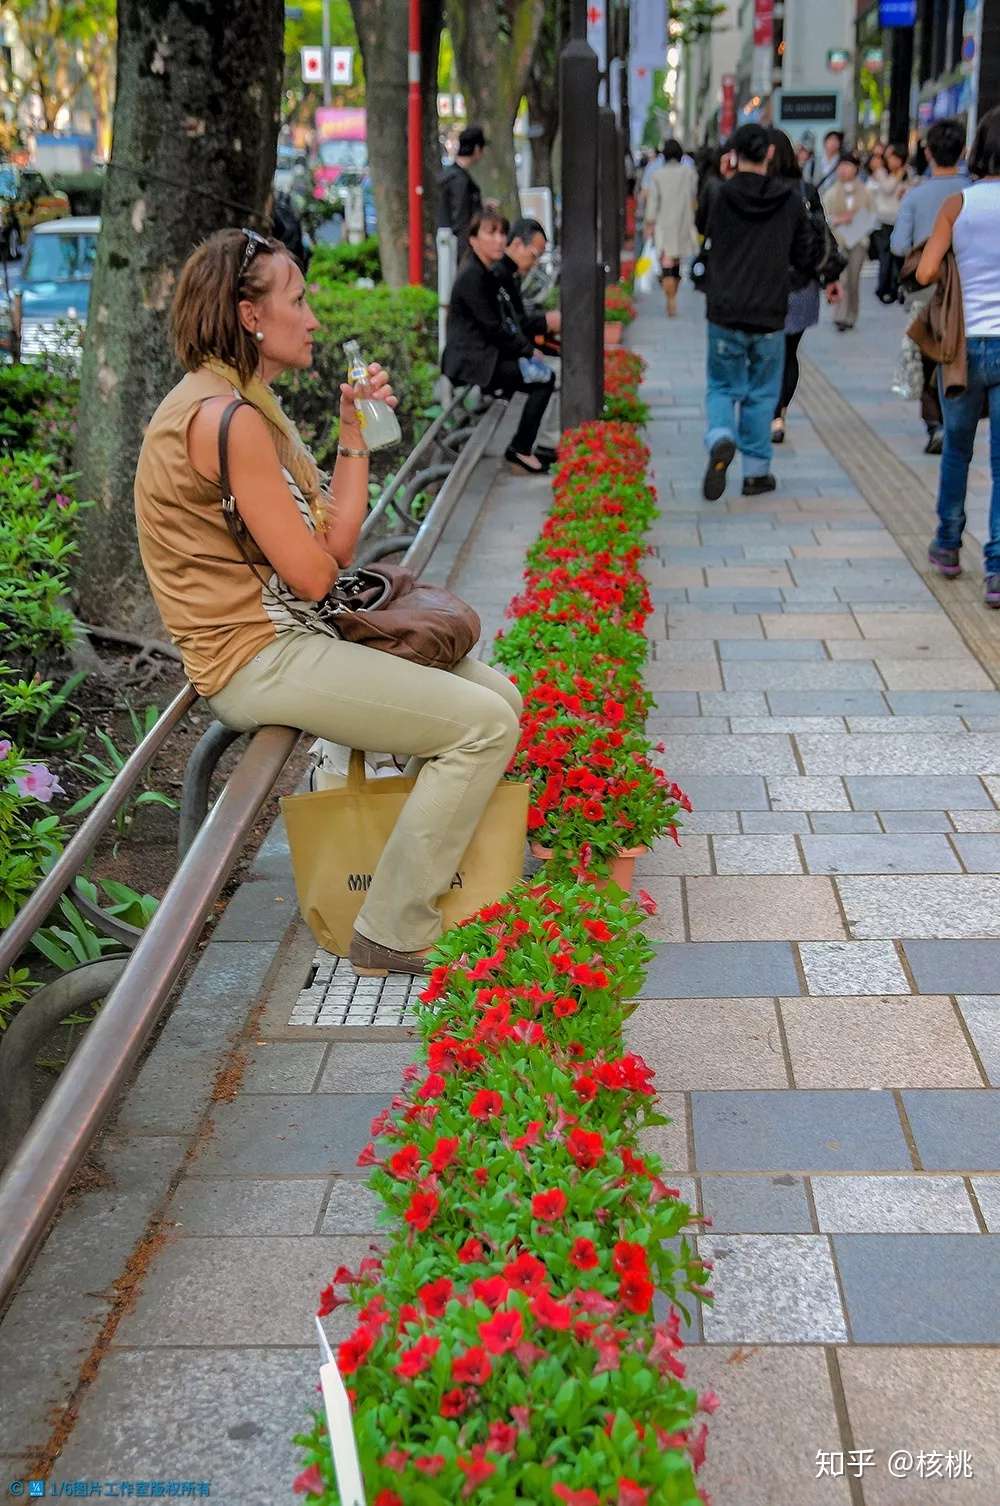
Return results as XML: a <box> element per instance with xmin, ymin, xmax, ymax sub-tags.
<box><xmin>74</xmin><ymin>0</ymin><xmax>284</xmax><ymax>634</ymax></box>
<box><xmin>420</xmin><ymin>2</ymin><xmax>444</xmax><ymax>286</ymax></box>
<box><xmin>445</xmin><ymin>0</ymin><xmax>546</xmax><ymax>217</ymax></box>
<box><xmin>524</xmin><ymin>0</ymin><xmax>564</xmax><ymax>193</ymax></box>
<box><xmin>349</xmin><ymin>0</ymin><xmax>408</xmax><ymax>287</ymax></box>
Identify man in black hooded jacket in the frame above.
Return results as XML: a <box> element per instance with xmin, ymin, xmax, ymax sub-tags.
<box><xmin>696</xmin><ymin>123</ymin><xmax>817</xmax><ymax>500</ymax></box>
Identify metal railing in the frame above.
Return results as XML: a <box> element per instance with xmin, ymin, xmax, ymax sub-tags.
<box><xmin>0</xmin><ymin>393</ymin><xmax>507</xmax><ymax>1313</ymax></box>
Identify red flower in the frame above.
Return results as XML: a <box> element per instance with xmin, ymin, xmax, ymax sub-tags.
<box><xmin>429</xmin><ymin>1136</ymin><xmax>460</xmax><ymax>1173</ymax></box>
<box><xmin>566</xmin><ymin>1126</ymin><xmax>604</xmax><ymax>1170</ymax></box>
<box><xmin>582</xmin><ymin>798</ymin><xmax>605</xmax><ymax>822</ymax></box>
<box><xmin>553</xmin><ymin>995</ymin><xmax>579</xmax><ymax>1018</ymax></box>
<box><xmin>292</xmin><ymin>1465</ymin><xmax>325</xmax><ymax>1497</ymax></box>
<box><xmin>404</xmin><ymin>1188</ymin><xmax>439</xmax><ymax>1231</ymax></box>
<box><xmin>479</xmin><ymin>1308</ymin><xmax>524</xmax><ymax>1353</ymax></box>
<box><xmin>419</xmin><ymin>1277</ymin><xmax>453</xmax><ymax>1317</ymax></box>
<box><xmin>388</xmin><ymin>1145</ymin><xmax>420</xmax><ymax>1180</ymax></box>
<box><xmin>570</xmin><ymin>1237</ymin><xmax>599</xmax><ymax>1270</ymax></box>
<box><xmin>471</xmin><ymin>1274</ymin><xmax>509</xmax><ymax>1308</ymax></box>
<box><xmin>452</xmin><ymin>1345</ymin><xmax>492</xmax><ymax>1385</ymax></box>
<box><xmin>469</xmin><ymin>1089</ymin><xmax>503</xmax><ymax>1120</ymax></box>
<box><xmin>458</xmin><ymin>1236</ymin><xmax>485</xmax><ymax>1264</ymax></box>
<box><xmin>531</xmin><ymin>1188</ymin><xmax>568</xmax><ymax>1221</ymax></box>
<box><xmin>573</xmin><ymin>1074</ymin><xmax>599</xmax><ymax>1101</ymax></box>
<box><xmin>394</xmin><ymin>1333</ymin><xmax>440</xmax><ymax>1379</ymax></box>
<box><xmin>552</xmin><ymin>1488</ymin><xmax>600</xmax><ymax>1506</ymax></box>
<box><xmin>512</xmin><ymin>1119</ymin><xmax>543</xmax><ymax>1150</ymax></box>
<box><xmin>503</xmin><ymin>1251</ymin><xmax>549</xmax><ymax>1295</ymax></box>
<box><xmin>417</xmin><ymin>1072</ymin><xmax>446</xmax><ymax>1100</ymax></box>
<box><xmin>636</xmin><ymin>889</ymin><xmax>658</xmax><ymax>916</ymax></box>
<box><xmin>458</xmin><ymin>1453</ymin><xmax>496</xmax><ymax>1496</ymax></box>
<box><xmin>617</xmin><ymin>1481</ymin><xmax>650</xmax><ymax>1506</ymax></box>
<box><xmin>612</xmin><ymin>1240</ymin><xmax>648</xmax><ymax>1276</ymax></box>
<box><xmin>440</xmin><ymin>1387</ymin><xmax>471</xmax><ymax>1418</ymax></box>
<box><xmin>530</xmin><ymin>1291</ymin><xmax>573</xmax><ymax>1330</ymax></box>
<box><xmin>619</xmin><ymin>1273</ymin><xmax>655</xmax><ymax>1314</ymax></box>
<box><xmin>583</xmin><ymin>918</ymin><xmax>614</xmax><ymax>943</ymax></box>
<box><xmin>374</xmin><ymin>1494</ymin><xmax>403</xmax><ymax>1506</ymax></box>
<box><xmin>337</xmin><ymin>1324</ymin><xmax>375</xmax><ymax>1375</ymax></box>
<box><xmin>414</xmin><ymin>1456</ymin><xmax>446</xmax><ymax>1476</ymax></box>
<box><xmin>486</xmin><ymin>1420</ymin><xmax>518</xmax><ymax>1454</ymax></box>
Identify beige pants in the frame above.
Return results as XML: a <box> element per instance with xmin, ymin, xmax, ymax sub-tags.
<box><xmin>841</xmin><ymin>242</ymin><xmax>868</xmax><ymax>328</ymax></box>
<box><xmin>209</xmin><ymin>629</ymin><xmax>522</xmax><ymax>951</ymax></box>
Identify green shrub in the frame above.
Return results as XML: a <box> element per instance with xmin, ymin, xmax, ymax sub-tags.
<box><xmin>0</xmin><ymin>364</ymin><xmax>78</xmax><ymax>468</ymax></box>
<box><xmin>279</xmin><ymin>283</ymin><xmax>438</xmax><ymax>472</ymax></box>
<box><xmin>307</xmin><ymin>236</ymin><xmax>382</xmax><ymax>285</ymax></box>
<box><xmin>0</xmin><ymin>450</ymin><xmax>86</xmax><ymax>661</ymax></box>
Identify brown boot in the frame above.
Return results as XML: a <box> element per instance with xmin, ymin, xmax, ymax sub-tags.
<box><xmin>349</xmin><ymin>929</ymin><xmax>431</xmax><ymax>977</ymax></box>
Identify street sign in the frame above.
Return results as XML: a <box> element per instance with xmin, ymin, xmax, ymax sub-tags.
<box><xmin>300</xmin><ymin>45</ymin><xmax>354</xmax><ymax>85</ymax></box>
<box><xmin>826</xmin><ymin>48</ymin><xmax>851</xmax><ymax>72</ymax></box>
<box><xmin>779</xmin><ymin>92</ymin><xmax>839</xmax><ymax>121</ymax></box>
<box><xmin>879</xmin><ymin>0</ymin><xmax>917</xmax><ymax>25</ymax></box>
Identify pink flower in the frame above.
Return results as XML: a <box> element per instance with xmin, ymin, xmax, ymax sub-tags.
<box><xmin>0</xmin><ymin>739</ymin><xmax>11</xmax><ymax>761</ymax></box>
<box><xmin>292</xmin><ymin>1464</ymin><xmax>325</xmax><ymax>1497</ymax></box>
<box><xmin>15</xmin><ymin>763</ymin><xmax>63</xmax><ymax>803</ymax></box>
<box><xmin>636</xmin><ymin>889</ymin><xmax>658</xmax><ymax>916</ymax></box>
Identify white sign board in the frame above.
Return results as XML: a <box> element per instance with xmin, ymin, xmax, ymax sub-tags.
<box><xmin>301</xmin><ymin>45</ymin><xmax>355</xmax><ymax>85</ymax></box>
<box><xmin>315</xmin><ymin>1317</ymin><xmax>367</xmax><ymax>1506</ymax></box>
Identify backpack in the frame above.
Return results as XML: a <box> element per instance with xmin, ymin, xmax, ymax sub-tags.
<box><xmin>801</xmin><ymin>182</ymin><xmax>846</xmax><ymax>286</ymax></box>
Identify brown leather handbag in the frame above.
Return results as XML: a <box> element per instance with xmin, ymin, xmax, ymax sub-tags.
<box><xmin>218</xmin><ymin>398</ymin><xmax>481</xmax><ymax>670</ymax></box>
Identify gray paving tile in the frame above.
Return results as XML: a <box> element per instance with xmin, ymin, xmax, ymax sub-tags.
<box><xmin>887</xmin><ymin>690</ymin><xmax>1000</xmax><ymax>715</ymax></box>
<box><xmin>639</xmin><ymin>1089</ymin><xmax>691</xmax><ymax>1173</ymax></box>
<box><xmin>317</xmin><ymin>1042</ymin><xmax>418</xmax><ymax>1092</ymax></box>
<box><xmin>972</xmin><ymin>1177</ymin><xmax>1000</xmax><ymax>1230</ymax></box>
<box><xmin>741</xmin><ymin>811</ymin><xmax>811</xmax><ymax>834</ymax></box>
<box><xmin>626</xmin><ymin>997</ymin><xmax>787</xmax><ymax>1089</ymax></box>
<box><xmin>902</xmin><ymin>1089</ymin><xmax>1000</xmax><ymax>1169</ymax></box>
<box><xmin>669</xmin><ymin>774</ymin><xmax>769</xmax><ymax>809</ymax></box>
<box><xmin>838</xmin><ymin>875</ymin><xmax>1000</xmax><ymax>939</ymax></box>
<box><xmin>674</xmin><ymin>809</ymin><xmax>742</xmax><ymax>834</ymax></box>
<box><xmin>168</xmin><ymin>1177</ymin><xmax>328</xmax><ymax>1235</ymax></box>
<box><xmin>687</xmin><ymin>586</ymin><xmax>786</xmax><ymax>604</ymax></box>
<box><xmin>956</xmin><ymin>997</ymin><xmax>1000</xmax><ymax>1085</ymax></box>
<box><xmin>718</xmin><ymin>639</ymin><xmax>827</xmax><ymax>660</ymax></box>
<box><xmin>768</xmin><ymin>691</ymin><xmax>889</xmax><ymax>716</ymax></box>
<box><xmin>798</xmin><ymin>941</ymin><xmax>910</xmax><ymax>996</ymax></box>
<box><xmin>643</xmin><ymin>942</ymin><xmax>799</xmax><ymax>998</ymax></box>
<box><xmin>812</xmin><ymin>1175</ymin><xmax>978</xmax><ymax>1232</ymax></box>
<box><xmin>650</xmin><ymin>691</ymin><xmax>701</xmax><ymax>715</ymax></box>
<box><xmin>847</xmin><ymin>715</ymin><xmax>967</xmax><ymax>734</ymax></box>
<box><xmin>781</xmin><ymin>996</ymin><xmax>979</xmax><ymax>1087</ymax></box>
<box><xmin>838</xmin><ymin>1347</ymin><xmax>1000</xmax><ymax>1504</ymax></box>
<box><xmin>846</xmin><ymin>775</ymin><xmax>992</xmax><ymax>809</ymax></box>
<box><xmin>834</xmin><ymin>1234</ymin><xmax>1000</xmax><ymax>1342</ymax></box>
<box><xmin>713</xmin><ymin>835</ymin><xmax>803</xmax><ymax>873</ymax></box>
<box><xmin>950</xmin><ymin>809</ymin><xmax>1000</xmax><ymax>831</ymax></box>
<box><xmin>655</xmin><ymin>733</ymin><xmax>798</xmax><ymax>775</ymax></box>
<box><xmin>211</xmin><ymin>880</ymin><xmax>297</xmax><ymax>942</ymax></box>
<box><xmin>56</xmin><ymin>1348</ymin><xmax>319</xmax><ymax>1504</ymax></box>
<box><xmin>691</xmin><ymin>1090</ymin><xmax>912</xmax><ymax>1170</ymax></box>
<box><xmin>698</xmin><ymin>1234</ymin><xmax>847</xmax><ymax>1341</ymax></box>
<box><xmin>879</xmin><ymin>809</ymin><xmax>954</xmax><ymax>832</ymax></box>
<box><xmin>321</xmin><ymin>1178</ymin><xmax>387</xmax><ymax>1234</ymax></box>
<box><xmin>635</xmin><ymin>834</ymin><xmax>713</xmax><ymax>875</ymax></box>
<box><xmin>115</xmin><ymin>1235</ymin><xmax>370</xmax><ymax>1347</ymax></box>
<box><xmin>905</xmin><ymin>939</ymin><xmax>1000</xmax><ymax>993</ymax></box>
<box><xmin>699</xmin><ymin>691</ymin><xmax>770</xmax><ymax>716</ymax></box>
<box><xmin>687</xmin><ymin>875</ymin><xmax>845</xmax><ymax>941</ymax></box>
<box><xmin>809</xmin><ymin>812</ymin><xmax>882</xmax><ymax>834</ymax></box>
<box><xmin>802</xmin><ymin>833</ymin><xmax>960</xmax><ymax>875</ymax></box>
<box><xmin>0</xmin><ymin>1289</ymin><xmax>111</xmax><ymax>1451</ymax></box>
<box><xmin>700</xmin><ymin>1174</ymin><xmax>812</xmax><ymax>1232</ymax></box>
<box><xmin>648</xmin><ymin>716</ymin><xmax>730</xmax><ymax>735</ymax></box>
<box><xmin>192</xmin><ymin>1094</ymin><xmax>387</xmax><ymax>1175</ymax></box>
<box><xmin>800</xmin><ymin>733</ymin><xmax>1000</xmax><ymax>776</ymax></box>
<box><xmin>730</xmin><ymin>716</ymin><xmax>847</xmax><ymax>735</ymax></box>
<box><xmin>952</xmin><ymin>834</ymin><xmax>1000</xmax><ymax>872</ymax></box>
<box><xmin>768</xmin><ymin>776</ymin><xmax>849</xmax><ymax>811</ymax></box>
<box><xmin>724</xmin><ymin>662</ymin><xmax>883</xmax><ymax>692</ymax></box>
<box><xmin>965</xmin><ymin>715</ymin><xmax>1000</xmax><ymax>731</ymax></box>
<box><xmin>241</xmin><ymin>1043</ymin><xmax>327</xmax><ymax>1093</ymax></box>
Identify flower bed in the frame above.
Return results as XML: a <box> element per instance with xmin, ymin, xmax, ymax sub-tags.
<box><xmin>294</xmin><ymin>391</ymin><xmax>710</xmax><ymax>1505</ymax></box>
<box><xmin>603</xmin><ymin>284</ymin><xmax>637</xmax><ymax>326</ymax></box>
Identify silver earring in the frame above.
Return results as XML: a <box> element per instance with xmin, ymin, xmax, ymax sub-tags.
<box><xmin>255</xmin><ymin>330</ymin><xmax>264</xmax><ymax>342</ymax></box>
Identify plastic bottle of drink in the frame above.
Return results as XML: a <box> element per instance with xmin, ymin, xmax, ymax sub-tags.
<box><xmin>343</xmin><ymin>339</ymin><xmax>402</xmax><ymax>451</ymax></box>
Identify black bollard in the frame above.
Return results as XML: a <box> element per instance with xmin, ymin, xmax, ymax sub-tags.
<box><xmin>559</xmin><ymin>0</ymin><xmax>602</xmax><ymax>430</ymax></box>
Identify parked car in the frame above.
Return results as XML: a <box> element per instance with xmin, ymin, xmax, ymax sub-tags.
<box><xmin>0</xmin><ymin>216</ymin><xmax>99</xmax><ymax>363</ymax></box>
<box><xmin>0</xmin><ymin>164</ymin><xmax>71</xmax><ymax>260</ymax></box>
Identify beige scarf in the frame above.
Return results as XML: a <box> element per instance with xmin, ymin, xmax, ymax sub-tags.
<box><xmin>204</xmin><ymin>357</ymin><xmax>327</xmax><ymax>524</ymax></box>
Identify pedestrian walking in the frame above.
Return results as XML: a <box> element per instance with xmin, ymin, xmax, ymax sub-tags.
<box><xmin>696</xmin><ymin>123</ymin><xmax>816</xmax><ymax>501</ymax></box>
<box><xmin>808</xmin><ymin>129</ymin><xmax>844</xmax><ymax>192</ymax></box>
<box><xmin>917</xmin><ymin>105</ymin><xmax>1000</xmax><ymax>609</ymax></box>
<box><xmin>891</xmin><ymin>117</ymin><xmax>969</xmax><ymax>454</ymax></box>
<box><xmin>766</xmin><ymin>128</ymin><xmax>844</xmax><ymax>446</ymax></box>
<box><xmin>438</xmin><ymin>125</ymin><xmax>487</xmax><ymax>263</ymax></box>
<box><xmin>823</xmin><ymin>154</ymin><xmax>876</xmax><ymax>331</ymax></box>
<box><xmin>643</xmin><ymin>139</ymin><xmax>698</xmax><ymax>318</ymax></box>
<box><xmin>869</xmin><ymin>143</ymin><xmax>911</xmax><ymax>302</ymax></box>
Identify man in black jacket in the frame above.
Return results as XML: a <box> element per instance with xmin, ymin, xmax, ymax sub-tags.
<box><xmin>441</xmin><ymin>210</ymin><xmax>555</xmax><ymax>474</ymax></box>
<box><xmin>496</xmin><ymin>217</ymin><xmax>562</xmax><ymax>461</ymax></box>
<box><xmin>438</xmin><ymin>126</ymin><xmax>487</xmax><ymax>263</ymax></box>
<box><xmin>697</xmin><ymin>122</ymin><xmax>817</xmax><ymax>499</ymax></box>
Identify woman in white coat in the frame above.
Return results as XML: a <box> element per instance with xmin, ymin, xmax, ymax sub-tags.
<box><xmin>643</xmin><ymin>139</ymin><xmax>698</xmax><ymax>317</ymax></box>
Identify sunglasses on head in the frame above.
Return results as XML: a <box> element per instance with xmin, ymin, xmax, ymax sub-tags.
<box><xmin>239</xmin><ymin>227</ymin><xmax>269</xmax><ymax>279</ymax></box>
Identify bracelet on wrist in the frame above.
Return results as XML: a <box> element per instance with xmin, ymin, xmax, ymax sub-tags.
<box><xmin>337</xmin><ymin>444</ymin><xmax>369</xmax><ymax>459</ymax></box>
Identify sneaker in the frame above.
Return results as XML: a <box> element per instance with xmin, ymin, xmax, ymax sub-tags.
<box><xmin>702</xmin><ymin>437</ymin><xmax>735</xmax><ymax>501</ymax></box>
<box><xmin>742</xmin><ymin>474</ymin><xmax>777</xmax><ymax>497</ymax></box>
<box><xmin>986</xmin><ymin>575</ymin><xmax>1000</xmax><ymax>609</ymax></box>
<box><xmin>928</xmin><ymin>544</ymin><xmax>961</xmax><ymax>578</ymax></box>
<box><xmin>924</xmin><ymin>427</ymin><xmax>944</xmax><ymax>455</ymax></box>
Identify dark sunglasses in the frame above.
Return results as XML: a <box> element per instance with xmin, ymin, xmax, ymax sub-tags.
<box><xmin>239</xmin><ymin>227</ymin><xmax>269</xmax><ymax>279</ymax></box>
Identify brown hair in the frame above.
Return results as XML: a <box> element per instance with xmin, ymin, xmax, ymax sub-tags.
<box><xmin>171</xmin><ymin>227</ymin><xmax>293</xmax><ymax>384</ymax></box>
<box><xmin>467</xmin><ymin>209</ymin><xmax>509</xmax><ymax>241</ymax></box>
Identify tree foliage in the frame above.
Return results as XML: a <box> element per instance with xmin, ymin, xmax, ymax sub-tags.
<box><xmin>0</xmin><ymin>0</ymin><xmax>116</xmax><ymax>135</ymax></box>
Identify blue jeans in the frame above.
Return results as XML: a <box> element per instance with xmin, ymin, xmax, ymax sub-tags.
<box><xmin>704</xmin><ymin>322</ymin><xmax>785</xmax><ymax>479</ymax></box>
<box><xmin>934</xmin><ymin>335</ymin><xmax>1000</xmax><ymax>576</ymax></box>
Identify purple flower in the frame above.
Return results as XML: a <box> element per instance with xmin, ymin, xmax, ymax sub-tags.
<box><xmin>0</xmin><ymin>738</ymin><xmax>11</xmax><ymax>762</ymax></box>
<box><xmin>15</xmin><ymin>764</ymin><xmax>64</xmax><ymax>804</ymax></box>
<box><xmin>55</xmin><ymin>492</ymin><xmax>71</xmax><ymax>509</ymax></box>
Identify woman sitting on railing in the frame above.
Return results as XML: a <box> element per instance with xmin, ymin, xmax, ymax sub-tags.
<box><xmin>134</xmin><ymin>227</ymin><xmax>521</xmax><ymax>978</ymax></box>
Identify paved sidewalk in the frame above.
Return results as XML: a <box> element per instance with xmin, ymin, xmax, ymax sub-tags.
<box><xmin>631</xmin><ymin>280</ymin><xmax>1000</xmax><ymax>1505</ymax></box>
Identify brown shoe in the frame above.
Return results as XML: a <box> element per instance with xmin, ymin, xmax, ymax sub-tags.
<box><xmin>349</xmin><ymin>930</ymin><xmax>431</xmax><ymax>978</ymax></box>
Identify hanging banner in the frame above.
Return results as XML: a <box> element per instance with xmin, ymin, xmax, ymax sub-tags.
<box><xmin>628</xmin><ymin>61</ymin><xmax>655</xmax><ymax>149</ymax></box>
<box><xmin>720</xmin><ymin>74</ymin><xmax>737</xmax><ymax>138</ymax></box>
<box><xmin>753</xmin><ymin>0</ymin><xmax>774</xmax><ymax>47</ymax></box>
<box><xmin>632</xmin><ymin>0</ymin><xmax>667</xmax><ymax>60</ymax></box>
<box><xmin>587</xmin><ymin>1</ymin><xmax>607</xmax><ymax>73</ymax></box>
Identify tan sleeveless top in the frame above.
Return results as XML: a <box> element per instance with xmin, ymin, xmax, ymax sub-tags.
<box><xmin>135</xmin><ymin>368</ymin><xmax>280</xmax><ymax>697</ymax></box>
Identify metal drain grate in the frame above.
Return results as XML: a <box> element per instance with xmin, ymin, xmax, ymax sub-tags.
<box><xmin>289</xmin><ymin>950</ymin><xmax>424</xmax><ymax>1027</ymax></box>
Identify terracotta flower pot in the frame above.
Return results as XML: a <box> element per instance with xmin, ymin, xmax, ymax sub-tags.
<box><xmin>530</xmin><ymin>842</ymin><xmax>648</xmax><ymax>894</ymax></box>
<box><xmin>603</xmin><ymin>320</ymin><xmax>623</xmax><ymax>346</ymax></box>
